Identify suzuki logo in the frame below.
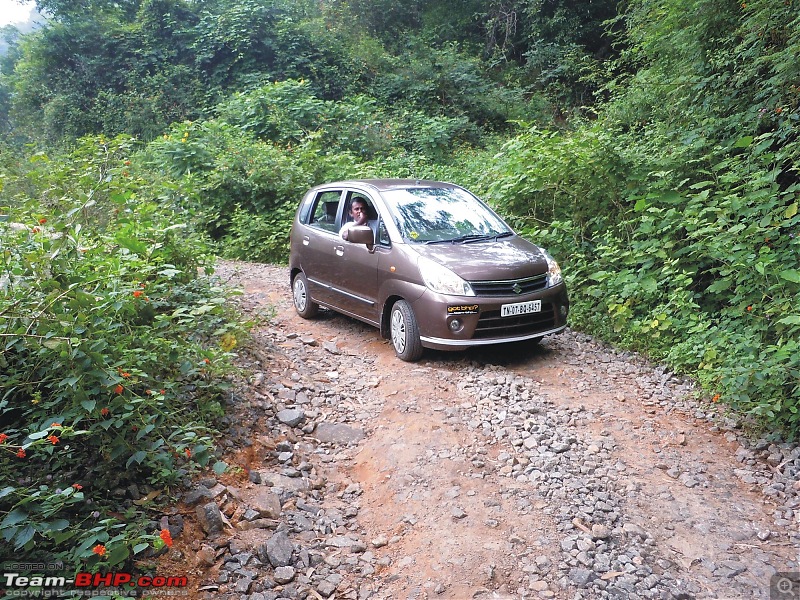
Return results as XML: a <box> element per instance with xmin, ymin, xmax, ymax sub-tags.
<box><xmin>512</xmin><ymin>283</ymin><xmax>523</xmax><ymax>294</ymax></box>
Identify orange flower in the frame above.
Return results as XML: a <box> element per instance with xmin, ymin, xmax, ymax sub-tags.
<box><xmin>159</xmin><ymin>529</ymin><xmax>173</xmax><ymax>547</ymax></box>
<box><xmin>712</xmin><ymin>394</ymin><xmax>721</xmax><ymax>402</ymax></box>
<box><xmin>100</xmin><ymin>407</ymin><xmax>110</xmax><ymax>416</ymax></box>
<box><xmin>113</xmin><ymin>385</ymin><xmax>124</xmax><ymax>395</ymax></box>
<box><xmin>38</xmin><ymin>218</ymin><xmax>47</xmax><ymax>224</ymax></box>
<box><xmin>0</xmin><ymin>433</ymin><xmax>7</xmax><ymax>444</ymax></box>
<box><xmin>16</xmin><ymin>448</ymin><xmax>26</xmax><ymax>458</ymax></box>
<box><xmin>203</xmin><ymin>358</ymin><xmax>210</xmax><ymax>364</ymax></box>
<box><xmin>133</xmin><ymin>290</ymin><xmax>143</xmax><ymax>298</ymax></box>
<box><xmin>51</xmin><ymin>423</ymin><xmax>61</xmax><ymax>428</ymax></box>
<box><xmin>32</xmin><ymin>227</ymin><xmax>40</xmax><ymax>233</ymax></box>
<box><xmin>746</xmin><ymin>305</ymin><xmax>753</xmax><ymax>312</ymax></box>
<box><xmin>47</xmin><ymin>435</ymin><xmax>59</xmax><ymax>445</ymax></box>
<box><xmin>159</xmin><ymin>389</ymin><xmax>165</xmax><ymax>395</ymax></box>
<box><xmin>121</xmin><ymin>372</ymin><xmax>130</xmax><ymax>378</ymax></box>
<box><xmin>72</xmin><ymin>483</ymin><xmax>83</xmax><ymax>490</ymax></box>
<box><xmin>92</xmin><ymin>544</ymin><xmax>106</xmax><ymax>556</ymax></box>
<box><xmin>184</xmin><ymin>448</ymin><xmax>191</xmax><ymax>459</ymax></box>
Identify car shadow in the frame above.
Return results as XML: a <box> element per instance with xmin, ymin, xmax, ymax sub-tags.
<box><xmin>315</xmin><ymin>307</ymin><xmax>559</xmax><ymax>369</ymax></box>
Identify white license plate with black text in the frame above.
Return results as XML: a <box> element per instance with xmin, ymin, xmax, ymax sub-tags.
<box><xmin>501</xmin><ymin>300</ymin><xmax>541</xmax><ymax>317</ymax></box>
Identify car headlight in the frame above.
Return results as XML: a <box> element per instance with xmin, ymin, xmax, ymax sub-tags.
<box><xmin>542</xmin><ymin>249</ymin><xmax>563</xmax><ymax>287</ymax></box>
<box><xmin>418</xmin><ymin>256</ymin><xmax>475</xmax><ymax>296</ymax></box>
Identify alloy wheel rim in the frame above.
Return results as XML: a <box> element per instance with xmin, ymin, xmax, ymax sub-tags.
<box><xmin>391</xmin><ymin>309</ymin><xmax>406</xmax><ymax>353</ymax></box>
<box><xmin>293</xmin><ymin>279</ymin><xmax>307</xmax><ymax>311</ymax></box>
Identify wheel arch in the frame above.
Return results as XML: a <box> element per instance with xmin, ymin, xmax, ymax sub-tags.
<box><xmin>379</xmin><ymin>294</ymin><xmax>405</xmax><ymax>339</ymax></box>
<box><xmin>290</xmin><ymin>266</ymin><xmax>302</xmax><ymax>287</ymax></box>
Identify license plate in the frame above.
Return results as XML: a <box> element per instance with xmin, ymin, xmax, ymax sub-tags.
<box><xmin>501</xmin><ymin>300</ymin><xmax>541</xmax><ymax>317</ymax></box>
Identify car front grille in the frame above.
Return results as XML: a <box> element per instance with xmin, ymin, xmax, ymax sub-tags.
<box><xmin>473</xmin><ymin>303</ymin><xmax>557</xmax><ymax>339</ymax></box>
<box><xmin>469</xmin><ymin>274</ymin><xmax>548</xmax><ymax>297</ymax></box>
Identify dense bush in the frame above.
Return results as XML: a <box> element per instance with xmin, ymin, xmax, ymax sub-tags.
<box><xmin>485</xmin><ymin>122</ymin><xmax>800</xmax><ymax>438</ymax></box>
<box><xmin>0</xmin><ymin>136</ymin><xmax>245</xmax><ymax>567</ymax></box>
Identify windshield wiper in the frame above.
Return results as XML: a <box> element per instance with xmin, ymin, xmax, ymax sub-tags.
<box><xmin>449</xmin><ymin>234</ymin><xmax>495</xmax><ymax>244</ymax></box>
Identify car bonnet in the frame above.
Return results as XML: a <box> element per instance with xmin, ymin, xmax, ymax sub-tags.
<box><xmin>410</xmin><ymin>235</ymin><xmax>549</xmax><ymax>282</ymax></box>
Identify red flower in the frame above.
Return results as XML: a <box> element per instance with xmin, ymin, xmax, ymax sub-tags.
<box><xmin>47</xmin><ymin>435</ymin><xmax>59</xmax><ymax>445</ymax></box>
<box><xmin>133</xmin><ymin>290</ymin><xmax>143</xmax><ymax>298</ymax></box>
<box><xmin>0</xmin><ymin>433</ymin><xmax>7</xmax><ymax>444</ymax></box>
<box><xmin>746</xmin><ymin>305</ymin><xmax>753</xmax><ymax>312</ymax></box>
<box><xmin>51</xmin><ymin>423</ymin><xmax>61</xmax><ymax>428</ymax></box>
<box><xmin>113</xmin><ymin>385</ymin><xmax>124</xmax><ymax>395</ymax></box>
<box><xmin>159</xmin><ymin>529</ymin><xmax>173</xmax><ymax>547</ymax></box>
<box><xmin>100</xmin><ymin>407</ymin><xmax>110</xmax><ymax>416</ymax></box>
<box><xmin>38</xmin><ymin>218</ymin><xmax>47</xmax><ymax>224</ymax></box>
<box><xmin>32</xmin><ymin>227</ymin><xmax>40</xmax><ymax>233</ymax></box>
<box><xmin>92</xmin><ymin>544</ymin><xmax>106</xmax><ymax>556</ymax></box>
<box><xmin>184</xmin><ymin>448</ymin><xmax>191</xmax><ymax>459</ymax></box>
<box><xmin>16</xmin><ymin>448</ymin><xmax>26</xmax><ymax>458</ymax></box>
<box><xmin>72</xmin><ymin>483</ymin><xmax>83</xmax><ymax>490</ymax></box>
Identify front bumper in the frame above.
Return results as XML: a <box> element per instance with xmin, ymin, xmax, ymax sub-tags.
<box><xmin>411</xmin><ymin>283</ymin><xmax>569</xmax><ymax>351</ymax></box>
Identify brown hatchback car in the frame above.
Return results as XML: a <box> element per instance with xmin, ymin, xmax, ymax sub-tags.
<box><xmin>289</xmin><ymin>179</ymin><xmax>569</xmax><ymax>361</ymax></box>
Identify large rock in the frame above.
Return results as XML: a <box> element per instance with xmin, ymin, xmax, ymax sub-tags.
<box><xmin>195</xmin><ymin>502</ymin><xmax>224</xmax><ymax>537</ymax></box>
<box><xmin>314</xmin><ymin>422</ymin><xmax>365</xmax><ymax>444</ymax></box>
<box><xmin>250</xmin><ymin>488</ymin><xmax>282</xmax><ymax>519</ymax></box>
<box><xmin>259</xmin><ymin>530</ymin><xmax>294</xmax><ymax>567</ymax></box>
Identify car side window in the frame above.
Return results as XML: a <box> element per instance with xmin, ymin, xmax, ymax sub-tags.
<box><xmin>342</xmin><ymin>191</ymin><xmax>390</xmax><ymax>246</ymax></box>
<box><xmin>343</xmin><ymin>193</ymin><xmax>376</xmax><ymax>224</ymax></box>
<box><xmin>308</xmin><ymin>191</ymin><xmax>343</xmax><ymax>232</ymax></box>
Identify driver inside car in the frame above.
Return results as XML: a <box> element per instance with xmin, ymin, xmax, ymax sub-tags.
<box><xmin>340</xmin><ymin>198</ymin><xmax>378</xmax><ymax>241</ymax></box>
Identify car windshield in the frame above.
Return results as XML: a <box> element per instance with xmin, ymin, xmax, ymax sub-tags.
<box><xmin>382</xmin><ymin>187</ymin><xmax>512</xmax><ymax>244</ymax></box>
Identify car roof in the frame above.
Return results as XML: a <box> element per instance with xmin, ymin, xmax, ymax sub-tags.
<box><xmin>311</xmin><ymin>179</ymin><xmax>461</xmax><ymax>193</ymax></box>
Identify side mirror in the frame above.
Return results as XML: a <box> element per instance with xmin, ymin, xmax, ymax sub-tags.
<box><xmin>346</xmin><ymin>225</ymin><xmax>375</xmax><ymax>251</ymax></box>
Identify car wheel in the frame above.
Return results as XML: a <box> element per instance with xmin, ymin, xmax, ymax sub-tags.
<box><xmin>292</xmin><ymin>272</ymin><xmax>318</xmax><ymax>319</ymax></box>
<box><xmin>390</xmin><ymin>299</ymin><xmax>423</xmax><ymax>362</ymax></box>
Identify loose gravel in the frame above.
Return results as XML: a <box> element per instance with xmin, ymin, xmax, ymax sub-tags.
<box><xmin>151</xmin><ymin>261</ymin><xmax>799</xmax><ymax>600</ymax></box>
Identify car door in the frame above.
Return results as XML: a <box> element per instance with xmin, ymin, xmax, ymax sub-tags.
<box><xmin>331</xmin><ymin>190</ymin><xmax>384</xmax><ymax>324</ymax></box>
<box><xmin>296</xmin><ymin>189</ymin><xmax>345</xmax><ymax>307</ymax></box>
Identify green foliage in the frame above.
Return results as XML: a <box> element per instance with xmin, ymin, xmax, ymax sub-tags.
<box><xmin>484</xmin><ymin>122</ymin><xmax>628</xmax><ymax>231</ymax></box>
<box><xmin>220</xmin><ymin>202</ymin><xmax>296</xmax><ymax>263</ymax></box>
<box><xmin>487</xmin><ymin>117</ymin><xmax>800</xmax><ymax>436</ymax></box>
<box><xmin>140</xmin><ymin>116</ymin><xmax>356</xmax><ymax>247</ymax></box>
<box><xmin>0</xmin><ymin>135</ymin><xmax>245</xmax><ymax>567</ymax></box>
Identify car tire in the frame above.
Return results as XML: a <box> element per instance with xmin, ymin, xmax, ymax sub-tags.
<box><xmin>292</xmin><ymin>272</ymin><xmax>319</xmax><ymax>319</ymax></box>
<box><xmin>390</xmin><ymin>299</ymin><xmax>423</xmax><ymax>362</ymax></box>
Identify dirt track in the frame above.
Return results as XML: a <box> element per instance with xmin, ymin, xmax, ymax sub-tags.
<box><xmin>183</xmin><ymin>260</ymin><xmax>799</xmax><ymax>600</ymax></box>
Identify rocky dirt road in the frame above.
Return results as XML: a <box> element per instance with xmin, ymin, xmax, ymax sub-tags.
<box><xmin>171</xmin><ymin>260</ymin><xmax>799</xmax><ymax>600</ymax></box>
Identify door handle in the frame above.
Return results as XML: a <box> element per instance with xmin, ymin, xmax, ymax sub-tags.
<box><xmin>302</xmin><ymin>235</ymin><xmax>310</xmax><ymax>246</ymax></box>
<box><xmin>334</xmin><ymin>245</ymin><xmax>344</xmax><ymax>256</ymax></box>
